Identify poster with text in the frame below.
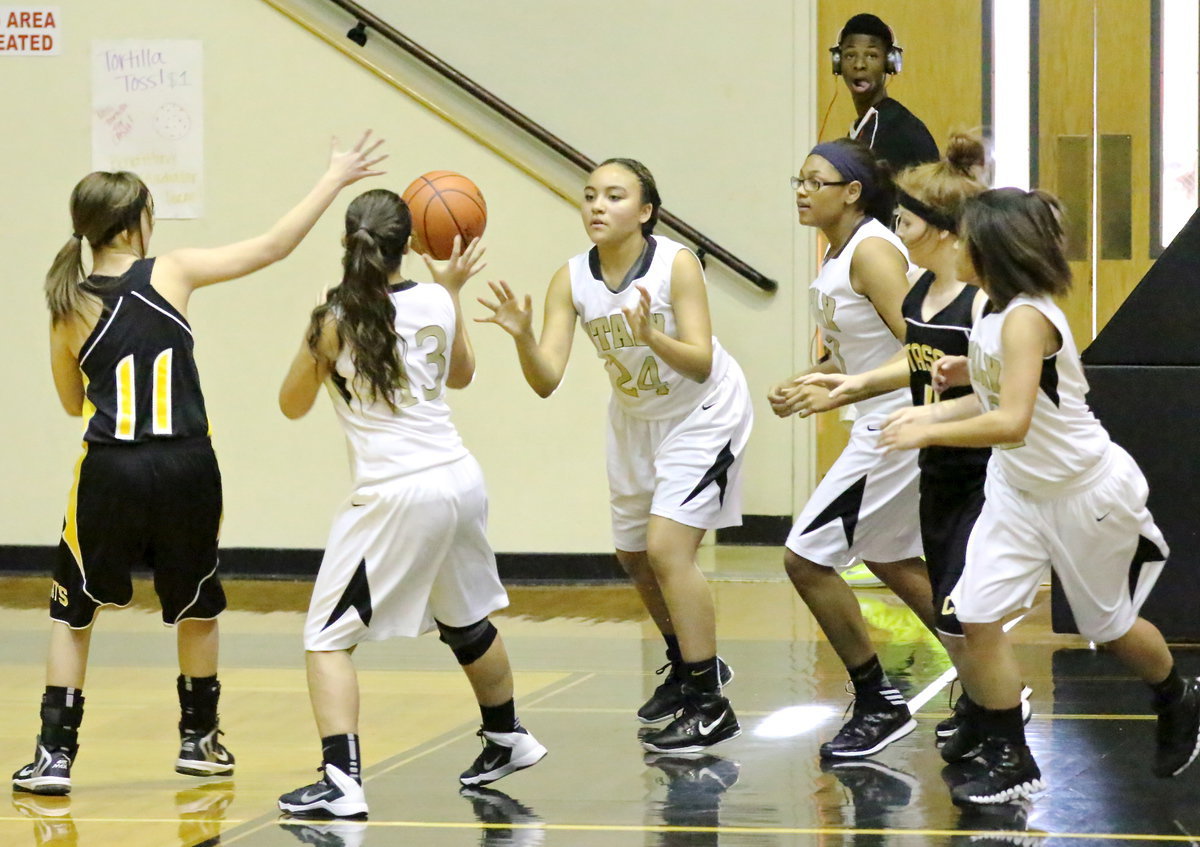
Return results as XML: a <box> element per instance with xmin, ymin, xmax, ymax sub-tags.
<box><xmin>92</xmin><ymin>40</ymin><xmax>202</xmax><ymax>219</ymax></box>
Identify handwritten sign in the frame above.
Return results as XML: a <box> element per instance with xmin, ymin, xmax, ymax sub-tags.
<box><xmin>0</xmin><ymin>7</ymin><xmax>58</xmax><ymax>54</ymax></box>
<box><xmin>92</xmin><ymin>40</ymin><xmax>203</xmax><ymax>219</ymax></box>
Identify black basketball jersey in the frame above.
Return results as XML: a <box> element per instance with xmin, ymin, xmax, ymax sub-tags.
<box><xmin>76</xmin><ymin>258</ymin><xmax>210</xmax><ymax>444</ymax></box>
<box><xmin>901</xmin><ymin>271</ymin><xmax>989</xmax><ymax>475</ymax></box>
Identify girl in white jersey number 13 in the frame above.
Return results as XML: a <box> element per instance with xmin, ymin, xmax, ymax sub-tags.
<box><xmin>479</xmin><ymin>158</ymin><xmax>753</xmax><ymax>754</ymax></box>
<box><xmin>880</xmin><ymin>188</ymin><xmax>1200</xmax><ymax>806</ymax></box>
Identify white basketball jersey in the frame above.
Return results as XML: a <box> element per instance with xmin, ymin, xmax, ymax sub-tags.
<box><xmin>810</xmin><ymin>217</ymin><xmax>910</xmax><ymax>416</ymax></box>
<box><xmin>968</xmin><ymin>295</ymin><xmax>1111</xmax><ymax>496</ymax></box>
<box><xmin>570</xmin><ymin>235</ymin><xmax>731</xmax><ymax>421</ymax></box>
<box><xmin>327</xmin><ymin>281</ymin><xmax>468</xmax><ymax>486</ymax></box>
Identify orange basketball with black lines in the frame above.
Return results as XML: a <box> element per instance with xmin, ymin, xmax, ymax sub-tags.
<box><xmin>401</xmin><ymin>171</ymin><xmax>487</xmax><ymax>260</ymax></box>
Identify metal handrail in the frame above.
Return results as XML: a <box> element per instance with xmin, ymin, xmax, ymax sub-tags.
<box><xmin>326</xmin><ymin>0</ymin><xmax>777</xmax><ymax>294</ymax></box>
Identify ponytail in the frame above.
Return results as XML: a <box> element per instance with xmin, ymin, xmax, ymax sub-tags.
<box><xmin>306</xmin><ymin>189</ymin><xmax>412</xmax><ymax>410</ymax></box>
<box><xmin>45</xmin><ymin>235</ymin><xmax>87</xmax><ymax>325</ymax></box>
<box><xmin>46</xmin><ymin>171</ymin><xmax>153</xmax><ymax>324</ymax></box>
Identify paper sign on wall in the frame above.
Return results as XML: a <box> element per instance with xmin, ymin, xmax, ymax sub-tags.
<box><xmin>92</xmin><ymin>40</ymin><xmax>203</xmax><ymax>219</ymax></box>
<box><xmin>0</xmin><ymin>7</ymin><xmax>59</xmax><ymax>54</ymax></box>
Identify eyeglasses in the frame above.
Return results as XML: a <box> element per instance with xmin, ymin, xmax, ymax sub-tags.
<box><xmin>791</xmin><ymin>176</ymin><xmax>852</xmax><ymax>192</ymax></box>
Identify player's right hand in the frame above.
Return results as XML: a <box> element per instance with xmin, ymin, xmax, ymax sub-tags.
<box><xmin>476</xmin><ymin>280</ymin><xmax>534</xmax><ymax>339</ymax></box>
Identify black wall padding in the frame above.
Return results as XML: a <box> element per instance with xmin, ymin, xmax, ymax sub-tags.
<box><xmin>1052</xmin><ymin>367</ymin><xmax>1200</xmax><ymax>641</ymax></box>
<box><xmin>1083</xmin><ymin>207</ymin><xmax>1200</xmax><ymax>366</ymax></box>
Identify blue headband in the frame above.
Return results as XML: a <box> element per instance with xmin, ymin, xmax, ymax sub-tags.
<box><xmin>810</xmin><ymin>142</ymin><xmax>875</xmax><ymax>193</ymax></box>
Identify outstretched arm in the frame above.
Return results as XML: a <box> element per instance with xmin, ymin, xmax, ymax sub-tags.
<box><xmin>623</xmin><ymin>250</ymin><xmax>713</xmax><ymax>383</ymax></box>
<box><xmin>477</xmin><ymin>264</ymin><xmax>577</xmax><ymax>397</ymax></box>
<box><xmin>155</xmin><ymin>132</ymin><xmax>387</xmax><ymax>304</ymax></box>
<box><xmin>424</xmin><ymin>236</ymin><xmax>486</xmax><ymax>389</ymax></box>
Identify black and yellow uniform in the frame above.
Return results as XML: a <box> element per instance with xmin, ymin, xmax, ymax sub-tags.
<box><xmin>901</xmin><ymin>271</ymin><xmax>988</xmax><ymax>636</ymax></box>
<box><xmin>52</xmin><ymin>258</ymin><xmax>225</xmax><ymax>628</ymax></box>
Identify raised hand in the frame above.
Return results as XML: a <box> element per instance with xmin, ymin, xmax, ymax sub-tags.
<box><xmin>476</xmin><ymin>280</ymin><xmax>534</xmax><ymax>339</ymax></box>
<box><xmin>326</xmin><ymin>130</ymin><xmax>388</xmax><ymax>187</ymax></box>
<box><xmin>423</xmin><ymin>235</ymin><xmax>486</xmax><ymax>293</ymax></box>
<box><xmin>621</xmin><ymin>285</ymin><xmax>654</xmax><ymax>346</ymax></box>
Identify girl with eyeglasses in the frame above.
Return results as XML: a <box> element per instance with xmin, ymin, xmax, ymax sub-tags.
<box><xmin>769</xmin><ymin>137</ymin><xmax>935</xmax><ymax>760</ymax></box>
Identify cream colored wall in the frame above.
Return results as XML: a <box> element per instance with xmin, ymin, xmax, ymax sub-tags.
<box><xmin>0</xmin><ymin>0</ymin><xmax>818</xmax><ymax>554</ymax></box>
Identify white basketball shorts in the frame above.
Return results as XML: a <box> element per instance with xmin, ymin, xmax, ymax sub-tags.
<box><xmin>951</xmin><ymin>444</ymin><xmax>1167</xmax><ymax>643</ymax></box>
<box><xmin>785</xmin><ymin>413</ymin><xmax>923</xmax><ymax>570</ymax></box>
<box><xmin>607</xmin><ymin>359</ymin><xmax>753</xmax><ymax>552</ymax></box>
<box><xmin>304</xmin><ymin>455</ymin><xmax>508</xmax><ymax>651</ymax></box>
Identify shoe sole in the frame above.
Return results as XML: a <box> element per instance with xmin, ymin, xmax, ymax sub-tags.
<box><xmin>459</xmin><ymin>744</ymin><xmax>548</xmax><ymax>786</ymax></box>
<box><xmin>12</xmin><ymin>778</ymin><xmax>70</xmax><ymax>796</ymax></box>
<box><xmin>953</xmin><ymin>777</ymin><xmax>1045</xmax><ymax>806</ymax></box>
<box><xmin>640</xmin><ymin>726</ymin><xmax>741</xmax><ymax>754</ymax></box>
<box><xmin>821</xmin><ymin>718</ymin><xmax>918</xmax><ymax>759</ymax></box>
<box><xmin>278</xmin><ymin>800</ymin><xmax>369</xmax><ymax>819</ymax></box>
<box><xmin>637</xmin><ymin>665</ymin><xmax>736</xmax><ymax>725</ymax></box>
<box><xmin>176</xmin><ymin>759</ymin><xmax>235</xmax><ymax>777</ymax></box>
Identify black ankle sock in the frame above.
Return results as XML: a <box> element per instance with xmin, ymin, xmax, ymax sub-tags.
<box><xmin>663</xmin><ymin>634</ymin><xmax>682</xmax><ymax>668</ymax></box>
<box><xmin>321</xmin><ymin>733</ymin><xmax>362</xmax><ymax>784</ymax></box>
<box><xmin>848</xmin><ymin>655</ymin><xmax>889</xmax><ymax>695</ymax></box>
<box><xmin>977</xmin><ymin>705</ymin><xmax>1025</xmax><ymax>745</ymax></box>
<box><xmin>40</xmin><ymin>686</ymin><xmax>84</xmax><ymax>754</ymax></box>
<box><xmin>480</xmin><ymin>699</ymin><xmax>519</xmax><ymax>733</ymax></box>
<box><xmin>683</xmin><ymin>657</ymin><xmax>721</xmax><ymax>694</ymax></box>
<box><xmin>1150</xmin><ymin>666</ymin><xmax>1187</xmax><ymax>710</ymax></box>
<box><xmin>178</xmin><ymin>674</ymin><xmax>220</xmax><ymax>733</ymax></box>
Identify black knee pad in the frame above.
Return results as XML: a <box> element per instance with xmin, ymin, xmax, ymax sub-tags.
<box><xmin>436</xmin><ymin>618</ymin><xmax>498</xmax><ymax>665</ymax></box>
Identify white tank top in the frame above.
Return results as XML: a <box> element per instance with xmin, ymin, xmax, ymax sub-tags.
<box><xmin>810</xmin><ymin>217</ymin><xmax>910</xmax><ymax>416</ymax></box>
<box><xmin>570</xmin><ymin>235</ymin><xmax>731</xmax><ymax>421</ymax></box>
<box><xmin>968</xmin><ymin>294</ymin><xmax>1111</xmax><ymax>495</ymax></box>
<box><xmin>327</xmin><ymin>281</ymin><xmax>469</xmax><ymax>486</ymax></box>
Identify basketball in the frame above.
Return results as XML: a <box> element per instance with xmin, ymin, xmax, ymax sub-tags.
<box><xmin>401</xmin><ymin>171</ymin><xmax>488</xmax><ymax>260</ymax></box>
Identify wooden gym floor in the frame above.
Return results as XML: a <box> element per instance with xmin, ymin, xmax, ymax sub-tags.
<box><xmin>2</xmin><ymin>546</ymin><xmax>1199</xmax><ymax>847</ymax></box>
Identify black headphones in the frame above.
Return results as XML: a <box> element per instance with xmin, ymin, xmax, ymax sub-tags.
<box><xmin>830</xmin><ymin>26</ymin><xmax>903</xmax><ymax>75</ymax></box>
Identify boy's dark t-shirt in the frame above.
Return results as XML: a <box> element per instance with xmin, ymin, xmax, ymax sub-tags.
<box><xmin>850</xmin><ymin>97</ymin><xmax>939</xmax><ymax>173</ymax></box>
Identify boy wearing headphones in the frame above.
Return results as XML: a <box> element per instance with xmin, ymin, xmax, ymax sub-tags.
<box><xmin>834</xmin><ymin>13</ymin><xmax>938</xmax><ymax>173</ymax></box>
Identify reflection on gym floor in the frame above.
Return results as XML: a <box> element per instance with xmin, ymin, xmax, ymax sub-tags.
<box><xmin>1</xmin><ymin>550</ymin><xmax>1197</xmax><ymax>846</ymax></box>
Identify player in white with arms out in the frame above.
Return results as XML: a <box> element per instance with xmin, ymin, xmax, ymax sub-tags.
<box><xmin>880</xmin><ymin>187</ymin><xmax>1200</xmax><ymax>805</ymax></box>
<box><xmin>769</xmin><ymin>137</ymin><xmax>942</xmax><ymax>760</ymax></box>
<box><xmin>479</xmin><ymin>158</ymin><xmax>753</xmax><ymax>754</ymax></box>
<box><xmin>277</xmin><ymin>189</ymin><xmax>545</xmax><ymax>819</ymax></box>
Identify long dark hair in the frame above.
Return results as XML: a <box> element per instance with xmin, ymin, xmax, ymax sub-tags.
<box><xmin>46</xmin><ymin>171</ymin><xmax>153</xmax><ymax>324</ymax></box>
<box><xmin>960</xmin><ymin>188</ymin><xmax>1072</xmax><ymax>308</ymax></box>
<box><xmin>307</xmin><ymin>189</ymin><xmax>413</xmax><ymax>410</ymax></box>
<box><xmin>598</xmin><ymin>157</ymin><xmax>661</xmax><ymax>236</ymax></box>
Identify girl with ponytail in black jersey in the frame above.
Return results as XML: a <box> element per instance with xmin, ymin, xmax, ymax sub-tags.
<box><xmin>277</xmin><ymin>190</ymin><xmax>545</xmax><ymax>819</ymax></box>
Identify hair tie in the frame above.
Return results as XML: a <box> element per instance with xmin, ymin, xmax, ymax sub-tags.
<box><xmin>896</xmin><ymin>188</ymin><xmax>958</xmax><ymax>233</ymax></box>
<box><xmin>72</xmin><ymin>232</ymin><xmax>83</xmax><ymax>241</ymax></box>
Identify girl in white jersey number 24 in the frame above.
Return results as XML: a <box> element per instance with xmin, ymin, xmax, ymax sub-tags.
<box><xmin>479</xmin><ymin>158</ymin><xmax>753</xmax><ymax>755</ymax></box>
<box><xmin>880</xmin><ymin>188</ymin><xmax>1200</xmax><ymax>806</ymax></box>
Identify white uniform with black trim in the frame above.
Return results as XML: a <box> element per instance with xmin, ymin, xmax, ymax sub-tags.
<box><xmin>785</xmin><ymin>218</ymin><xmax>923</xmax><ymax>568</ymax></box>
<box><xmin>950</xmin><ymin>296</ymin><xmax>1167</xmax><ymax>642</ymax></box>
<box><xmin>570</xmin><ymin>235</ymin><xmax>753</xmax><ymax>550</ymax></box>
<box><xmin>304</xmin><ymin>281</ymin><xmax>507</xmax><ymax>651</ymax></box>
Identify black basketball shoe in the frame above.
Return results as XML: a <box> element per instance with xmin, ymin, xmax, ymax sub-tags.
<box><xmin>820</xmin><ymin>689</ymin><xmax>916</xmax><ymax>759</ymax></box>
<box><xmin>278</xmin><ymin>764</ymin><xmax>368</xmax><ymax>819</ymax></box>
<box><xmin>950</xmin><ymin>738</ymin><xmax>1044</xmax><ymax>806</ymax></box>
<box><xmin>459</xmin><ymin>728</ymin><xmax>547</xmax><ymax>786</ymax></box>
<box><xmin>1154</xmin><ymin>676</ymin><xmax>1200</xmax><ymax>778</ymax></box>
<box><xmin>176</xmin><ymin>727</ymin><xmax>235</xmax><ymax>777</ymax></box>
<box><xmin>937</xmin><ymin>686</ymin><xmax>1032</xmax><ymax>740</ymax></box>
<box><xmin>637</xmin><ymin>657</ymin><xmax>734</xmax><ymax>724</ymax></box>
<box><xmin>641</xmin><ymin>687</ymin><xmax>740</xmax><ymax>753</ymax></box>
<box><xmin>12</xmin><ymin>743</ymin><xmax>73</xmax><ymax>796</ymax></box>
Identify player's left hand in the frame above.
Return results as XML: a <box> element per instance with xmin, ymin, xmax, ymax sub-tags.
<box><xmin>424</xmin><ymin>235</ymin><xmax>486</xmax><ymax>293</ymax></box>
<box><xmin>932</xmin><ymin>355</ymin><xmax>970</xmax><ymax>394</ymax></box>
<box><xmin>878</xmin><ymin>407</ymin><xmax>930</xmax><ymax>453</ymax></box>
<box><xmin>776</xmin><ymin>379</ymin><xmax>839</xmax><ymax>418</ymax></box>
<box><xmin>621</xmin><ymin>285</ymin><xmax>655</xmax><ymax>346</ymax></box>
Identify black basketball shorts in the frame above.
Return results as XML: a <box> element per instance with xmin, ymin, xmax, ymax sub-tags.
<box><xmin>51</xmin><ymin>437</ymin><xmax>226</xmax><ymax>628</ymax></box>
<box><xmin>918</xmin><ymin>467</ymin><xmax>986</xmax><ymax>637</ymax></box>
